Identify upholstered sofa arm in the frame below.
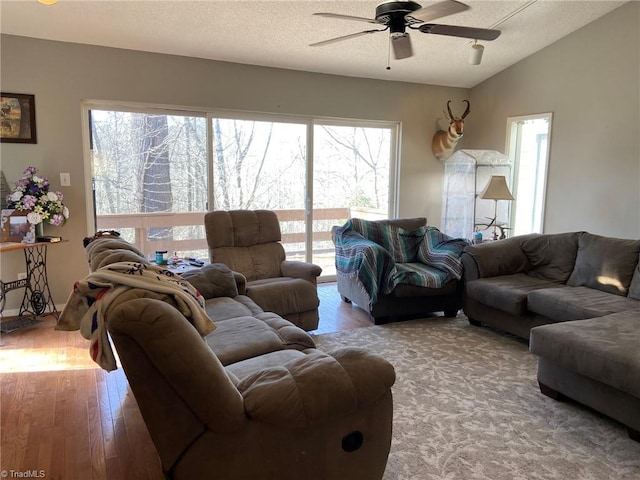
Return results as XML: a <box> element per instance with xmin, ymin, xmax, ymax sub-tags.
<box><xmin>232</xmin><ymin>271</ymin><xmax>247</xmax><ymax>295</ymax></box>
<box><xmin>281</xmin><ymin>260</ymin><xmax>322</xmax><ymax>284</ymax></box>
<box><xmin>236</xmin><ymin>347</ymin><xmax>395</xmax><ymax>428</ymax></box>
<box><xmin>462</xmin><ymin>235</ymin><xmax>533</xmax><ymax>280</ymax></box>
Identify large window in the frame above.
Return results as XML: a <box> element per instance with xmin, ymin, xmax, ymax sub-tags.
<box><xmin>506</xmin><ymin>113</ymin><xmax>552</xmax><ymax>235</ymax></box>
<box><xmin>312</xmin><ymin>122</ymin><xmax>394</xmax><ymax>276</ymax></box>
<box><xmin>89</xmin><ymin>108</ymin><xmax>208</xmax><ymax>257</ymax></box>
<box><xmin>85</xmin><ymin>103</ymin><xmax>399</xmax><ymax>279</ymax></box>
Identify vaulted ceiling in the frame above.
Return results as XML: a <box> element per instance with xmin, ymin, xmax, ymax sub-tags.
<box><xmin>0</xmin><ymin>1</ymin><xmax>626</xmax><ymax>88</ymax></box>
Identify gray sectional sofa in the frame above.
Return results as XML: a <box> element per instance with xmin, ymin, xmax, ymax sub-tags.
<box><xmin>461</xmin><ymin>231</ymin><xmax>640</xmax><ymax>441</ymax></box>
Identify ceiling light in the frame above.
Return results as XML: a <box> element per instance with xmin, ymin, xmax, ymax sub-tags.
<box><xmin>469</xmin><ymin>42</ymin><xmax>484</xmax><ymax>65</ymax></box>
<box><xmin>37</xmin><ymin>0</ymin><xmax>58</xmax><ymax>5</ymax></box>
<box><xmin>466</xmin><ymin>0</ymin><xmax>538</xmax><ymax>67</ymax></box>
<box><xmin>469</xmin><ymin>43</ymin><xmax>484</xmax><ymax>65</ymax></box>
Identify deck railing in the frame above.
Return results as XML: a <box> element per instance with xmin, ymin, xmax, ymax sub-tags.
<box><xmin>95</xmin><ymin>207</ymin><xmax>353</xmax><ymax>260</ymax></box>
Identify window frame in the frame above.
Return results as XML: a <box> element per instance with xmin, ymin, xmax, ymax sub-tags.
<box><xmin>505</xmin><ymin>112</ymin><xmax>553</xmax><ymax>235</ymax></box>
<box><xmin>82</xmin><ymin>101</ymin><xmax>401</xmax><ymax>271</ymax></box>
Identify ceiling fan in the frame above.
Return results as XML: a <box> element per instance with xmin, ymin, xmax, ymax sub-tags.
<box><xmin>310</xmin><ymin>0</ymin><xmax>501</xmax><ymax>60</ymax></box>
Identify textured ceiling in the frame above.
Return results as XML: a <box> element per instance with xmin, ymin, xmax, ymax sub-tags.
<box><xmin>0</xmin><ymin>0</ymin><xmax>626</xmax><ymax>88</ymax></box>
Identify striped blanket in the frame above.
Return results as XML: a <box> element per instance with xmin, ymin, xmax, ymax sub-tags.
<box><xmin>333</xmin><ymin>219</ymin><xmax>468</xmax><ymax>308</ymax></box>
<box><xmin>56</xmin><ymin>261</ymin><xmax>215</xmax><ymax>371</ymax></box>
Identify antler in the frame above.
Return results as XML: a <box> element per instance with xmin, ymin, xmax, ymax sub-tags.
<box><xmin>461</xmin><ymin>100</ymin><xmax>471</xmax><ymax>119</ymax></box>
<box><xmin>446</xmin><ymin>100</ymin><xmax>454</xmax><ymax>120</ymax></box>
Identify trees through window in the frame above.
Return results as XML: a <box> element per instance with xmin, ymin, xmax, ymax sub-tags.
<box><xmin>86</xmin><ymin>104</ymin><xmax>398</xmax><ymax>278</ymax></box>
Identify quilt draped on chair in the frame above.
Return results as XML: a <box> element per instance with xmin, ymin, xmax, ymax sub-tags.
<box><xmin>333</xmin><ymin>219</ymin><xmax>468</xmax><ymax>308</ymax></box>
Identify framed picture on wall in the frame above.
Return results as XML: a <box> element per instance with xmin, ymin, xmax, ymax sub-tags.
<box><xmin>0</xmin><ymin>93</ymin><xmax>37</xmax><ymax>144</ymax></box>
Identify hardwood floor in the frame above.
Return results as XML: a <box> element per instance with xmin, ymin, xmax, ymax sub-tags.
<box><xmin>0</xmin><ymin>283</ymin><xmax>373</xmax><ymax>480</ymax></box>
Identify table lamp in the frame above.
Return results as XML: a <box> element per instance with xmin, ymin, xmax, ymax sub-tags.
<box><xmin>479</xmin><ymin>175</ymin><xmax>514</xmax><ymax>239</ymax></box>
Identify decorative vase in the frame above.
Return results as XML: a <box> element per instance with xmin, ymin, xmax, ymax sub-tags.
<box><xmin>35</xmin><ymin>222</ymin><xmax>44</xmax><ymax>238</ymax></box>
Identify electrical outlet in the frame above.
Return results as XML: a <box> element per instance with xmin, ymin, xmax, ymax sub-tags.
<box><xmin>60</xmin><ymin>172</ymin><xmax>71</xmax><ymax>187</ymax></box>
<box><xmin>17</xmin><ymin>272</ymin><xmax>27</xmax><ymax>280</ymax></box>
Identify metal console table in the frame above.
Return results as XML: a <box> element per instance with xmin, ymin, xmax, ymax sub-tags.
<box><xmin>0</xmin><ymin>241</ymin><xmax>65</xmax><ymax>333</ymax></box>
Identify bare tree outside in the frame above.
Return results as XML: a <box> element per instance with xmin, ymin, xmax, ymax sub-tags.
<box><xmin>312</xmin><ymin>124</ymin><xmax>392</xmax><ymax>274</ymax></box>
<box><xmin>89</xmin><ymin>107</ymin><xmax>394</xmax><ymax>273</ymax></box>
<box><xmin>212</xmin><ymin>118</ymin><xmax>306</xmax><ymax>211</ymax></box>
<box><xmin>91</xmin><ymin>110</ymin><xmax>208</xmax><ymax>252</ymax></box>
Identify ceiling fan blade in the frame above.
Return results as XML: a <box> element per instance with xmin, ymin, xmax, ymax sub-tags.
<box><xmin>313</xmin><ymin>13</ymin><xmax>379</xmax><ymax>24</ymax></box>
<box><xmin>391</xmin><ymin>34</ymin><xmax>413</xmax><ymax>60</ymax></box>
<box><xmin>419</xmin><ymin>24</ymin><xmax>501</xmax><ymax>41</ymax></box>
<box><xmin>407</xmin><ymin>0</ymin><xmax>470</xmax><ymax>23</ymax></box>
<box><xmin>310</xmin><ymin>29</ymin><xmax>386</xmax><ymax>47</ymax></box>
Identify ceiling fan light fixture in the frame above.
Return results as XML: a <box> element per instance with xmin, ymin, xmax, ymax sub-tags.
<box><xmin>37</xmin><ymin>0</ymin><xmax>58</xmax><ymax>5</ymax></box>
<box><xmin>469</xmin><ymin>42</ymin><xmax>484</xmax><ymax>65</ymax></box>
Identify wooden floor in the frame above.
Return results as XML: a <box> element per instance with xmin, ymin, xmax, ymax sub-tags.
<box><xmin>0</xmin><ymin>283</ymin><xmax>374</xmax><ymax>480</ymax></box>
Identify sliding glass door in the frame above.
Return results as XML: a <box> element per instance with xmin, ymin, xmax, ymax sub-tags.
<box><xmin>312</xmin><ymin>122</ymin><xmax>397</xmax><ymax>277</ymax></box>
<box><xmin>89</xmin><ymin>108</ymin><xmax>209</xmax><ymax>258</ymax></box>
<box><xmin>211</xmin><ymin>117</ymin><xmax>308</xmax><ymax>261</ymax></box>
<box><xmin>85</xmin><ymin>103</ymin><xmax>399</xmax><ymax>278</ymax></box>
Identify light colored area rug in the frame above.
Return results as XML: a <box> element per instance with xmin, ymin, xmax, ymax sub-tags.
<box><xmin>313</xmin><ymin>316</ymin><xmax>640</xmax><ymax>480</ymax></box>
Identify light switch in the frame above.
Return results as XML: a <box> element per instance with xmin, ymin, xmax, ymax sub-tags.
<box><xmin>60</xmin><ymin>173</ymin><xmax>71</xmax><ymax>187</ymax></box>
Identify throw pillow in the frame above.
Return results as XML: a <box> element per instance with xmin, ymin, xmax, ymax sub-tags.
<box><xmin>521</xmin><ymin>232</ymin><xmax>581</xmax><ymax>283</ymax></box>
<box><xmin>566</xmin><ymin>232</ymin><xmax>640</xmax><ymax>296</ymax></box>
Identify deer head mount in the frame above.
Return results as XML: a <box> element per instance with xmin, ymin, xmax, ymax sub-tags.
<box><xmin>431</xmin><ymin>100</ymin><xmax>471</xmax><ymax>162</ymax></box>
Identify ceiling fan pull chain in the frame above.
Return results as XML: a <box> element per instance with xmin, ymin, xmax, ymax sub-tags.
<box><xmin>386</xmin><ymin>35</ymin><xmax>392</xmax><ymax>70</ymax></box>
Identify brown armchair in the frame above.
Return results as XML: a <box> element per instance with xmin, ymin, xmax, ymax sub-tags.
<box><xmin>204</xmin><ymin>210</ymin><xmax>322</xmax><ymax>330</ymax></box>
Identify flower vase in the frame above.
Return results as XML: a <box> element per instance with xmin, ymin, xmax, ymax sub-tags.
<box><xmin>35</xmin><ymin>222</ymin><xmax>44</xmax><ymax>238</ymax></box>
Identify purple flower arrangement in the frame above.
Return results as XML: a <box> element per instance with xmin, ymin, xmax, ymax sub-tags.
<box><xmin>7</xmin><ymin>166</ymin><xmax>70</xmax><ymax>227</ymax></box>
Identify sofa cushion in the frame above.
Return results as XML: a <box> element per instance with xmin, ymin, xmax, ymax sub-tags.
<box><xmin>204</xmin><ymin>296</ymin><xmax>258</xmax><ymax>322</ymax></box>
<box><xmin>521</xmin><ymin>232</ymin><xmax>580</xmax><ymax>283</ymax></box>
<box><xmin>529</xmin><ymin>311</ymin><xmax>640</xmax><ymax>398</ymax></box>
<box><xmin>205</xmin><ymin>316</ymin><xmax>287</xmax><ymax>366</ymax></box>
<box><xmin>465</xmin><ymin>274</ymin><xmax>557</xmax><ymax>316</ymax></box>
<box><xmin>225</xmin><ymin>349</ymin><xmax>306</xmax><ymax>380</ymax></box>
<box><xmin>566</xmin><ymin>232</ymin><xmax>640</xmax><ymax>296</ymax></box>
<box><xmin>463</xmin><ymin>236</ymin><xmax>532</xmax><ymax>278</ymax></box>
<box><xmin>212</xmin><ymin>243</ymin><xmax>285</xmax><ymax>281</ymax></box>
<box><xmin>247</xmin><ymin>277</ymin><xmax>319</xmax><ymax>316</ymax></box>
<box><xmin>182</xmin><ymin>263</ymin><xmax>239</xmax><ymax>299</ymax></box>
<box><xmin>628</xmin><ymin>262</ymin><xmax>640</xmax><ymax>300</ymax></box>
<box><xmin>255</xmin><ymin>311</ymin><xmax>316</xmax><ymax>351</ymax></box>
<box><xmin>527</xmin><ymin>286</ymin><xmax>640</xmax><ymax>322</ymax></box>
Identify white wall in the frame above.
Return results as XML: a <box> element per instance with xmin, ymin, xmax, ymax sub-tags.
<box><xmin>466</xmin><ymin>1</ymin><xmax>639</xmax><ymax>239</ymax></box>
<box><xmin>0</xmin><ymin>34</ymin><xmax>466</xmax><ymax>310</ymax></box>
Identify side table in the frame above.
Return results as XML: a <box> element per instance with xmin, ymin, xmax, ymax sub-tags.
<box><xmin>0</xmin><ymin>241</ymin><xmax>66</xmax><ymax>333</ymax></box>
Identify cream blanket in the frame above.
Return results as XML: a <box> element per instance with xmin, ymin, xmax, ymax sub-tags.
<box><xmin>57</xmin><ymin>261</ymin><xmax>215</xmax><ymax>371</ymax></box>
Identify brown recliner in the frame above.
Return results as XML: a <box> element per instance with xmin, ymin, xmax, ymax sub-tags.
<box><xmin>204</xmin><ymin>210</ymin><xmax>322</xmax><ymax>330</ymax></box>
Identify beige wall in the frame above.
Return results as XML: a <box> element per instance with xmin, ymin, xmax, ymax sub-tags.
<box><xmin>466</xmin><ymin>1</ymin><xmax>639</xmax><ymax>238</ymax></box>
<box><xmin>0</xmin><ymin>34</ymin><xmax>465</xmax><ymax>311</ymax></box>
<box><xmin>1</xmin><ymin>2</ymin><xmax>638</xmax><ymax>312</ymax></box>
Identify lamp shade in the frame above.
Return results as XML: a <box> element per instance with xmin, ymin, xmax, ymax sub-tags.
<box><xmin>479</xmin><ymin>175</ymin><xmax>514</xmax><ymax>200</ymax></box>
